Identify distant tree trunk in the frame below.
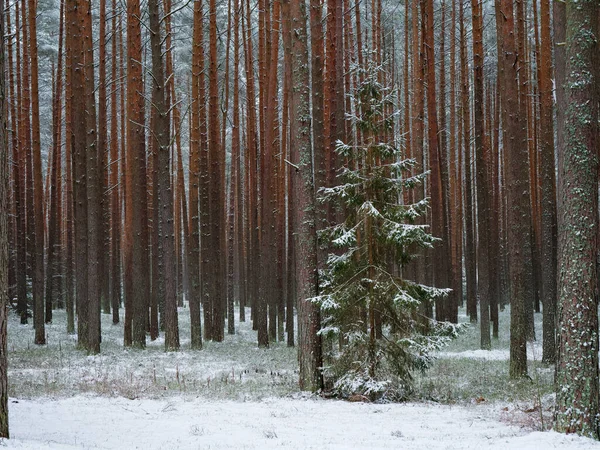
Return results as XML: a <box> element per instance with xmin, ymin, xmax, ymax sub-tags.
<box><xmin>148</xmin><ymin>0</ymin><xmax>179</xmax><ymax>350</ymax></box>
<box><xmin>126</xmin><ymin>0</ymin><xmax>147</xmax><ymax>349</ymax></box>
<box><xmin>231</xmin><ymin>0</ymin><xmax>242</xmax><ymax>335</ymax></box>
<box><xmin>120</xmin><ymin>17</ymin><xmax>131</xmax><ymax>346</ymax></box>
<box><xmin>514</xmin><ymin>0</ymin><xmax>535</xmax><ymax>342</ymax></box>
<box><xmin>554</xmin><ymin>0</ymin><xmax>599</xmax><ymax>438</ymax></box>
<box><xmin>497</xmin><ymin>0</ymin><xmax>532</xmax><ymax>379</ymax></box>
<box><xmin>188</xmin><ymin>0</ymin><xmax>204</xmax><ymax>349</ymax></box>
<box><xmin>460</xmin><ymin>0</ymin><xmax>476</xmax><ymax>324</ymax></box>
<box><xmin>45</xmin><ymin>29</ymin><xmax>64</xmax><ymax>322</ymax></box>
<box><xmin>64</xmin><ymin>7</ymin><xmax>75</xmax><ymax>334</ymax></box>
<box><xmin>489</xmin><ymin>85</ymin><xmax>500</xmax><ymax>338</ymax></box>
<box><xmin>472</xmin><ymin>0</ymin><xmax>491</xmax><ymax>348</ymax></box>
<box><xmin>98</xmin><ymin>0</ymin><xmax>110</xmax><ymax>317</ymax></box>
<box><xmin>310</xmin><ymin>0</ymin><xmax>325</xmax><ymax>252</ymax></box>
<box><xmin>553</xmin><ymin>0</ymin><xmax>566</xmax><ymax>225</ymax></box>
<box><xmin>67</xmin><ymin>0</ymin><xmax>89</xmax><ymax>349</ymax></box>
<box><xmin>224</xmin><ymin>0</ymin><xmax>235</xmax><ymax>337</ymax></box>
<box><xmin>259</xmin><ymin>0</ymin><xmax>280</xmax><ymax>346</ymax></box>
<box><xmin>448</xmin><ymin>0</ymin><xmax>463</xmax><ymax>316</ymax></box>
<box><xmin>208</xmin><ymin>0</ymin><xmax>225</xmax><ymax>342</ymax></box>
<box><xmin>281</xmin><ymin>0</ymin><xmax>294</xmax><ymax>347</ymax></box>
<box><xmin>29</xmin><ymin>0</ymin><xmax>46</xmax><ymax>345</ymax></box>
<box><xmin>0</xmin><ymin>0</ymin><xmax>10</xmax><ymax>432</ymax></box>
<box><xmin>11</xmin><ymin>0</ymin><xmax>27</xmax><ymax>325</ymax></box>
<box><xmin>538</xmin><ymin>0</ymin><xmax>557</xmax><ymax>365</ymax></box>
<box><xmin>109</xmin><ymin>0</ymin><xmax>121</xmax><ymax>325</ymax></box>
<box><xmin>20</xmin><ymin>0</ymin><xmax>34</xmax><ymax>296</ymax></box>
<box><xmin>243</xmin><ymin>0</ymin><xmax>260</xmax><ymax>336</ymax></box>
<box><xmin>82</xmin><ymin>0</ymin><xmax>101</xmax><ymax>353</ymax></box>
<box><xmin>286</xmin><ymin>0</ymin><xmax>322</xmax><ymax>392</ymax></box>
<box><xmin>424</xmin><ymin>0</ymin><xmax>449</xmax><ymax>322</ymax></box>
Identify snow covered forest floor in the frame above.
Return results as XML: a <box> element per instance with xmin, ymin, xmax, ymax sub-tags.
<box><xmin>4</xmin><ymin>306</ymin><xmax>600</xmax><ymax>449</ymax></box>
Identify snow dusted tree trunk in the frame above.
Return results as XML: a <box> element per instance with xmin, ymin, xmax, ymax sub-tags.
<box><xmin>286</xmin><ymin>0</ymin><xmax>322</xmax><ymax>392</ymax></box>
<box><xmin>281</xmin><ymin>0</ymin><xmax>294</xmax><ymax>346</ymax></box>
<box><xmin>109</xmin><ymin>0</ymin><xmax>121</xmax><ymax>325</ymax></box>
<box><xmin>29</xmin><ymin>0</ymin><xmax>46</xmax><ymax>345</ymax></box>
<box><xmin>20</xmin><ymin>0</ymin><xmax>35</xmax><ymax>305</ymax></box>
<box><xmin>497</xmin><ymin>0</ymin><xmax>532</xmax><ymax>379</ymax></box>
<box><xmin>208</xmin><ymin>0</ymin><xmax>225</xmax><ymax>342</ymax></box>
<box><xmin>125</xmin><ymin>0</ymin><xmax>147</xmax><ymax>349</ymax></box>
<box><xmin>149</xmin><ymin>0</ymin><xmax>179</xmax><ymax>351</ymax></box>
<box><xmin>230</xmin><ymin>0</ymin><xmax>242</xmax><ymax>335</ymax></box>
<box><xmin>82</xmin><ymin>0</ymin><xmax>101</xmax><ymax>354</ymax></box>
<box><xmin>98</xmin><ymin>0</ymin><xmax>110</xmax><ymax>317</ymax></box>
<box><xmin>460</xmin><ymin>0</ymin><xmax>476</xmax><ymax>324</ymax></box>
<box><xmin>448</xmin><ymin>0</ymin><xmax>463</xmax><ymax>318</ymax></box>
<box><xmin>11</xmin><ymin>1</ymin><xmax>27</xmax><ymax>326</ymax></box>
<box><xmin>538</xmin><ymin>0</ymin><xmax>557</xmax><ymax>364</ymax></box>
<box><xmin>45</xmin><ymin>3</ymin><xmax>64</xmax><ymax>322</ymax></box>
<box><xmin>424</xmin><ymin>0</ymin><xmax>450</xmax><ymax>322</ymax></box>
<box><xmin>64</xmin><ymin>7</ymin><xmax>75</xmax><ymax>334</ymax></box>
<box><xmin>471</xmin><ymin>0</ymin><xmax>491</xmax><ymax>348</ymax></box>
<box><xmin>310</xmin><ymin>0</ymin><xmax>325</xmax><ymax>256</ymax></box>
<box><xmin>188</xmin><ymin>0</ymin><xmax>203</xmax><ymax>349</ymax></box>
<box><xmin>0</xmin><ymin>0</ymin><xmax>9</xmax><ymax>432</ymax></box>
<box><xmin>555</xmin><ymin>0</ymin><xmax>599</xmax><ymax>438</ymax></box>
<box><xmin>67</xmin><ymin>0</ymin><xmax>90</xmax><ymax>349</ymax></box>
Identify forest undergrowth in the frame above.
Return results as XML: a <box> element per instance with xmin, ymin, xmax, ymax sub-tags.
<box><xmin>8</xmin><ymin>304</ymin><xmax>554</xmax><ymax>423</ymax></box>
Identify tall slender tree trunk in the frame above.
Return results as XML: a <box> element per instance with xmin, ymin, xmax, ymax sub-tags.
<box><xmin>0</xmin><ymin>0</ymin><xmax>10</xmax><ymax>431</ymax></box>
<box><xmin>98</xmin><ymin>0</ymin><xmax>110</xmax><ymax>317</ymax></box>
<box><xmin>461</xmin><ymin>0</ymin><xmax>476</xmax><ymax>324</ymax></box>
<box><xmin>539</xmin><ymin>0</ymin><xmax>557</xmax><ymax>364</ymax></box>
<box><xmin>424</xmin><ymin>0</ymin><xmax>449</xmax><ymax>322</ymax></box>
<box><xmin>497</xmin><ymin>0</ymin><xmax>532</xmax><ymax>379</ymax></box>
<box><xmin>67</xmin><ymin>0</ymin><xmax>89</xmax><ymax>348</ymax></box>
<box><xmin>554</xmin><ymin>0</ymin><xmax>599</xmax><ymax>438</ymax></box>
<box><xmin>281</xmin><ymin>0</ymin><xmax>294</xmax><ymax>347</ymax></box>
<box><xmin>82</xmin><ymin>0</ymin><xmax>101</xmax><ymax>353</ymax></box>
<box><xmin>149</xmin><ymin>0</ymin><xmax>179</xmax><ymax>350</ymax></box>
<box><xmin>64</xmin><ymin>7</ymin><xmax>75</xmax><ymax>334</ymax></box>
<box><xmin>208</xmin><ymin>0</ymin><xmax>225</xmax><ymax>342</ymax></box>
<box><xmin>29</xmin><ymin>0</ymin><xmax>46</xmax><ymax>345</ymax></box>
<box><xmin>231</xmin><ymin>0</ymin><xmax>242</xmax><ymax>335</ymax></box>
<box><xmin>188</xmin><ymin>0</ymin><xmax>204</xmax><ymax>349</ymax></box>
<box><xmin>45</xmin><ymin>32</ymin><xmax>63</xmax><ymax>322</ymax></box>
<box><xmin>126</xmin><ymin>0</ymin><xmax>147</xmax><ymax>349</ymax></box>
<box><xmin>472</xmin><ymin>0</ymin><xmax>491</xmax><ymax>349</ymax></box>
<box><xmin>286</xmin><ymin>0</ymin><xmax>322</xmax><ymax>392</ymax></box>
<box><xmin>109</xmin><ymin>0</ymin><xmax>121</xmax><ymax>325</ymax></box>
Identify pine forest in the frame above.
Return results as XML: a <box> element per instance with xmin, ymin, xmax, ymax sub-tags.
<box><xmin>0</xmin><ymin>0</ymin><xmax>598</xmax><ymax>446</ymax></box>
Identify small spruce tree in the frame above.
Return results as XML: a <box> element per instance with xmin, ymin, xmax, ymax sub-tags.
<box><xmin>314</xmin><ymin>60</ymin><xmax>460</xmax><ymax>401</ymax></box>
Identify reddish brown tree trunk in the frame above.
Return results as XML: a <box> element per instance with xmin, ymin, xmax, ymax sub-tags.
<box><xmin>109</xmin><ymin>0</ymin><xmax>121</xmax><ymax>325</ymax></box>
<box><xmin>538</xmin><ymin>0</ymin><xmax>557</xmax><ymax>364</ymax></box>
<box><xmin>126</xmin><ymin>0</ymin><xmax>148</xmax><ymax>348</ymax></box>
<box><xmin>472</xmin><ymin>0</ymin><xmax>491</xmax><ymax>348</ymax></box>
<box><xmin>286</xmin><ymin>0</ymin><xmax>322</xmax><ymax>392</ymax></box>
<box><xmin>28</xmin><ymin>0</ymin><xmax>46</xmax><ymax>345</ymax></box>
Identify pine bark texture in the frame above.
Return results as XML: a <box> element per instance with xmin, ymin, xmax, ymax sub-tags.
<box><xmin>538</xmin><ymin>0</ymin><xmax>557</xmax><ymax>365</ymax></box>
<box><xmin>29</xmin><ymin>0</ymin><xmax>46</xmax><ymax>345</ymax></box>
<box><xmin>126</xmin><ymin>0</ymin><xmax>147</xmax><ymax>349</ymax></box>
<box><xmin>471</xmin><ymin>0</ymin><xmax>491</xmax><ymax>349</ymax></box>
<box><xmin>555</xmin><ymin>0</ymin><xmax>599</xmax><ymax>438</ymax></box>
<box><xmin>286</xmin><ymin>0</ymin><xmax>322</xmax><ymax>392</ymax></box>
<box><xmin>497</xmin><ymin>0</ymin><xmax>532</xmax><ymax>379</ymax></box>
<box><xmin>149</xmin><ymin>0</ymin><xmax>179</xmax><ymax>351</ymax></box>
<box><xmin>0</xmin><ymin>0</ymin><xmax>10</xmax><ymax>432</ymax></box>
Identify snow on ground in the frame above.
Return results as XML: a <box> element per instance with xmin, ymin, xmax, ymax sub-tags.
<box><xmin>5</xmin><ymin>305</ymin><xmax>594</xmax><ymax>449</ymax></box>
<box><xmin>4</xmin><ymin>395</ymin><xmax>600</xmax><ymax>450</ymax></box>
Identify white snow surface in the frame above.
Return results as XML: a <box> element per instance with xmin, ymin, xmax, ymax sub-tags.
<box><xmin>4</xmin><ymin>395</ymin><xmax>599</xmax><ymax>449</ymax></box>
